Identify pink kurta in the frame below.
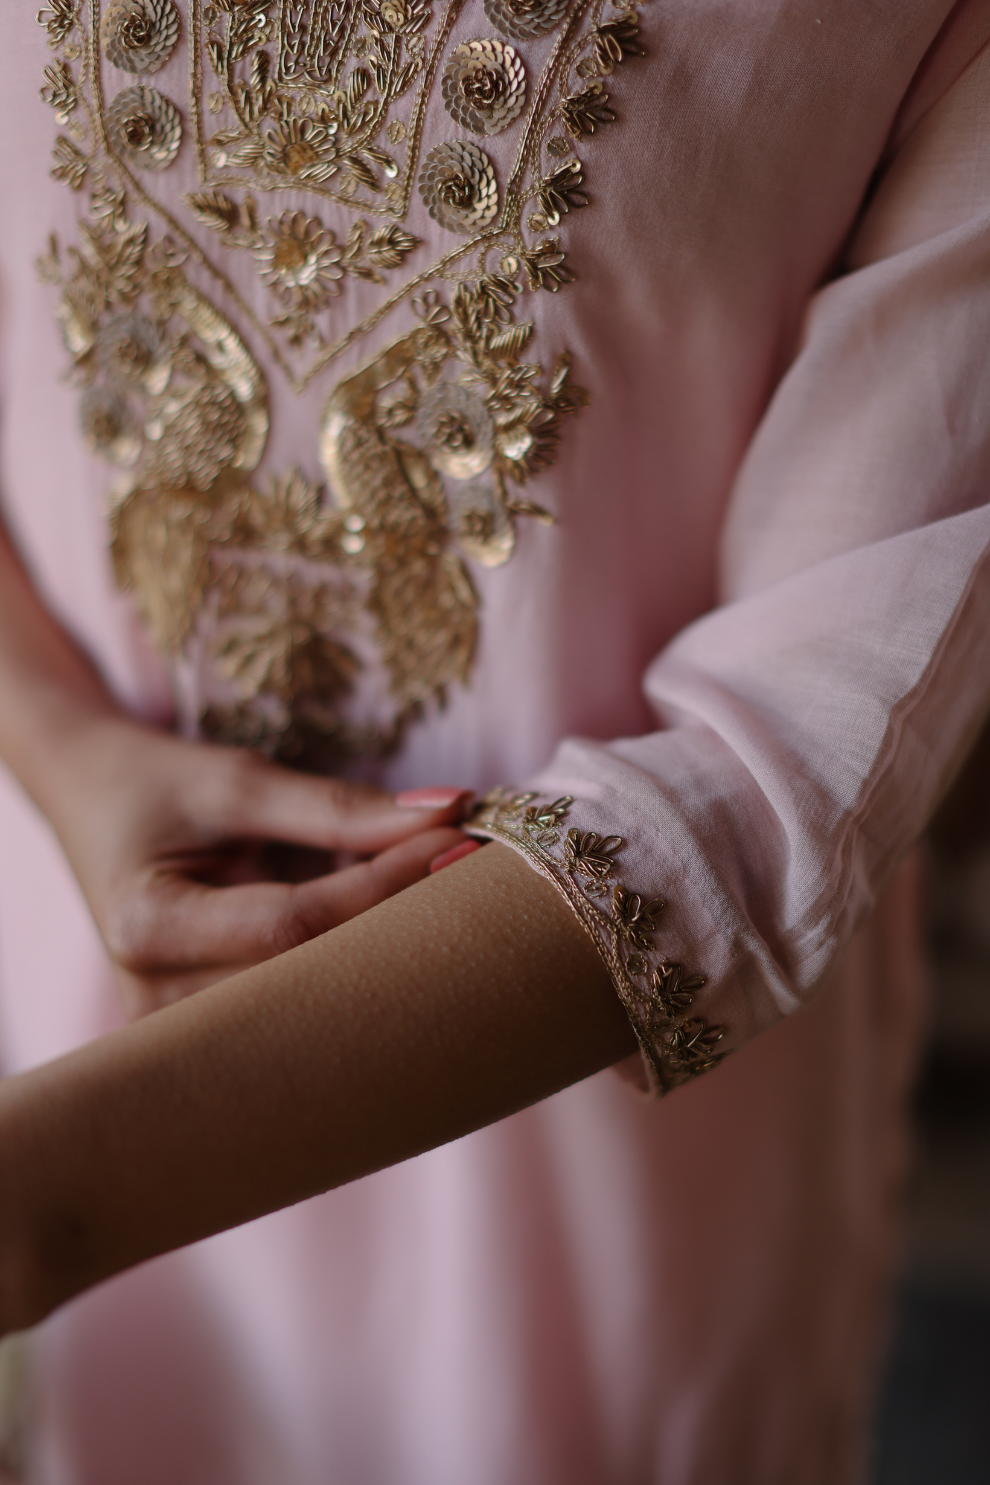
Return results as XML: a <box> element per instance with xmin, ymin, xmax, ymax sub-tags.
<box><xmin>1</xmin><ymin>0</ymin><xmax>988</xmax><ymax>1479</ymax></box>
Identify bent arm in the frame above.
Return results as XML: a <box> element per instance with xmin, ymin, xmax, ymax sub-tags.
<box><xmin>0</xmin><ymin>841</ymin><xmax>627</xmax><ymax>1331</ymax></box>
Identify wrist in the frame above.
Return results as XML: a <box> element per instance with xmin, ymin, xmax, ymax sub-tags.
<box><xmin>2</xmin><ymin>684</ymin><xmax>127</xmax><ymax>825</ymax></box>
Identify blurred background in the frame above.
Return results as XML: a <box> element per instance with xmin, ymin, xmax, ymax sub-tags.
<box><xmin>872</xmin><ymin>731</ymin><xmax>990</xmax><ymax>1483</ymax></box>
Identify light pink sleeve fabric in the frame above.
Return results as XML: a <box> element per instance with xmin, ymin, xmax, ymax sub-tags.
<box><xmin>472</xmin><ymin>32</ymin><xmax>990</xmax><ymax>1094</ymax></box>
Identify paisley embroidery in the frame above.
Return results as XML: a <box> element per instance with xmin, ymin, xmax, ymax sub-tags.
<box><xmin>470</xmin><ymin>790</ymin><xmax>726</xmax><ymax>1094</ymax></box>
<box><xmin>38</xmin><ymin>0</ymin><xmax>644</xmax><ymax>758</ymax></box>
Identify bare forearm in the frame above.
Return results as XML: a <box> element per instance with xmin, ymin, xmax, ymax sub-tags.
<box><xmin>0</xmin><ymin>520</ymin><xmax>121</xmax><ymax>810</ymax></box>
<box><xmin>0</xmin><ymin>844</ymin><xmax>633</xmax><ymax>1331</ymax></box>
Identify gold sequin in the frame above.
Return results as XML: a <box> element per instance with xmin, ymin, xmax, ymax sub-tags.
<box><xmin>440</xmin><ymin>38</ymin><xmax>527</xmax><ymax>137</ymax></box>
<box><xmin>470</xmin><ymin>792</ymin><xmax>726</xmax><ymax>1094</ymax></box>
<box><xmin>101</xmin><ymin>0</ymin><xmax>180</xmax><ymax>74</ymax></box>
<box><xmin>106</xmin><ymin>84</ymin><xmax>182</xmax><ymax>170</ymax></box>
<box><xmin>483</xmin><ymin>0</ymin><xmax>569</xmax><ymax>43</ymax></box>
<box><xmin>418</xmin><ymin>139</ymin><xmax>499</xmax><ymax>233</ymax></box>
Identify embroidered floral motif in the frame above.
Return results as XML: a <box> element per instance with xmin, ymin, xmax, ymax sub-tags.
<box><xmin>106</xmin><ymin>84</ymin><xmax>182</xmax><ymax>169</ymax></box>
<box><xmin>101</xmin><ymin>0</ymin><xmax>180</xmax><ymax>74</ymax></box>
<box><xmin>418</xmin><ymin>139</ymin><xmax>499</xmax><ymax>232</ymax></box>
<box><xmin>470</xmin><ymin>791</ymin><xmax>726</xmax><ymax>1093</ymax></box>
<box><xmin>38</xmin><ymin>0</ymin><xmax>644</xmax><ymax>758</ymax></box>
<box><xmin>440</xmin><ymin>37</ymin><xmax>526</xmax><ymax>136</ymax></box>
<box><xmin>483</xmin><ymin>0</ymin><xmax>568</xmax><ymax>42</ymax></box>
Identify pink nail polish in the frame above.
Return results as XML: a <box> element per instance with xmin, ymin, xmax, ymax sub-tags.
<box><xmin>396</xmin><ymin>787</ymin><xmax>471</xmax><ymax>810</ymax></box>
<box><xmin>429</xmin><ymin>840</ymin><xmax>482</xmax><ymax>873</ymax></box>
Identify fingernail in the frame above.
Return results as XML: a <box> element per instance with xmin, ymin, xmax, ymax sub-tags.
<box><xmin>429</xmin><ymin>840</ymin><xmax>482</xmax><ymax>873</ymax></box>
<box><xmin>396</xmin><ymin>787</ymin><xmax>471</xmax><ymax>810</ymax></box>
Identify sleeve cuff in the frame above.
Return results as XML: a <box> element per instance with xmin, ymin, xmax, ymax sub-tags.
<box><xmin>468</xmin><ymin>788</ymin><xmax>726</xmax><ymax>1097</ymax></box>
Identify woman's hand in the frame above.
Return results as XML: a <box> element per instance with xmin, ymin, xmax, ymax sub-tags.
<box><xmin>39</xmin><ymin>715</ymin><xmax>472</xmax><ymax>1019</ymax></box>
<box><xmin>0</xmin><ymin>522</ymin><xmax>473</xmax><ymax>1018</ymax></box>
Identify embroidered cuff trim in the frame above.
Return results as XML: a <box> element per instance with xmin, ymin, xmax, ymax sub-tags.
<box><xmin>469</xmin><ymin>788</ymin><xmax>726</xmax><ymax>1095</ymax></box>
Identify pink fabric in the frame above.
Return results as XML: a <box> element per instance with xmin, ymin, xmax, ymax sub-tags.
<box><xmin>0</xmin><ymin>1</ymin><xmax>986</xmax><ymax>1480</ymax></box>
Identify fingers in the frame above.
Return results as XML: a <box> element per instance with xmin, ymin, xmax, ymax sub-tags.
<box><xmin>195</xmin><ymin>751</ymin><xmax>473</xmax><ymax>855</ymax></box>
<box><xmin>104</xmin><ymin>827</ymin><xmax>470</xmax><ymax>981</ymax></box>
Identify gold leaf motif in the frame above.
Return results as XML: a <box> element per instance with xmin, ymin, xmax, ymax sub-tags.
<box><xmin>365</xmin><ymin>223</ymin><xmax>419</xmax><ymax>268</ymax></box>
<box><xmin>560</xmin><ymin>82</ymin><xmax>616</xmax><ymax>136</ymax></box>
<box><xmin>592</xmin><ymin>12</ymin><xmax>645</xmax><ymax>71</ymax></box>
<box><xmin>101</xmin><ymin>0</ymin><xmax>180</xmax><ymax>75</ymax></box>
<box><xmin>185</xmin><ymin>188</ymin><xmax>243</xmax><ymax>235</ymax></box>
<box><xmin>564</xmin><ymin>827</ymin><xmax>623</xmax><ymax>879</ymax></box>
<box><xmin>611</xmin><ymin>884</ymin><xmax>664</xmax><ymax>952</ymax></box>
<box><xmin>517</xmin><ymin>238</ymin><xmax>573</xmax><ymax>291</ymax></box>
<box><xmin>418</xmin><ymin>140</ymin><xmax>499</xmax><ymax>233</ymax></box>
<box><xmin>441</xmin><ymin>38</ymin><xmax>527</xmax><ymax>137</ymax></box>
<box><xmin>106</xmin><ymin>85</ymin><xmax>182</xmax><ymax>171</ymax></box>
<box><xmin>536</xmin><ymin>158</ymin><xmax>589</xmax><ymax>225</ymax></box>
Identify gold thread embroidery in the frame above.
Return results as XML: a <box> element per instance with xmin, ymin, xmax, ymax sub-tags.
<box><xmin>38</xmin><ymin>0</ymin><xmax>644</xmax><ymax>758</ymax></box>
<box><xmin>470</xmin><ymin>790</ymin><xmax>727</xmax><ymax>1093</ymax></box>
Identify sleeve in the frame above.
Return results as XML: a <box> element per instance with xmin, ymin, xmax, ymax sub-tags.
<box><xmin>469</xmin><ymin>38</ymin><xmax>990</xmax><ymax>1095</ymax></box>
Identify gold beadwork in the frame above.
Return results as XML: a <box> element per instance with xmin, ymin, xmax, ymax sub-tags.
<box><xmin>418</xmin><ymin>140</ymin><xmax>499</xmax><ymax>233</ymax></box>
<box><xmin>440</xmin><ymin>38</ymin><xmax>527</xmax><ymax>137</ymax></box>
<box><xmin>470</xmin><ymin>792</ymin><xmax>726</xmax><ymax>1094</ymax></box>
<box><xmin>101</xmin><ymin>0</ymin><xmax>179</xmax><ymax>75</ymax></box>
<box><xmin>106</xmin><ymin>84</ymin><xmax>182</xmax><ymax>170</ymax></box>
<box><xmin>482</xmin><ymin>0</ymin><xmax>569</xmax><ymax>43</ymax></box>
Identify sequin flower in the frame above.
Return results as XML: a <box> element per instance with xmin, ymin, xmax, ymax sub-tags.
<box><xmin>106</xmin><ymin>85</ymin><xmax>182</xmax><ymax>170</ymax></box>
<box><xmin>101</xmin><ymin>0</ymin><xmax>179</xmax><ymax>75</ymax></box>
<box><xmin>483</xmin><ymin>0</ymin><xmax>569</xmax><ymax>43</ymax></box>
<box><xmin>418</xmin><ymin>140</ymin><xmax>498</xmax><ymax>234</ymax></box>
<box><xmin>417</xmin><ymin>380</ymin><xmax>495</xmax><ymax>478</ymax></box>
<box><xmin>441</xmin><ymin>38</ymin><xmax>527</xmax><ymax>137</ymax></box>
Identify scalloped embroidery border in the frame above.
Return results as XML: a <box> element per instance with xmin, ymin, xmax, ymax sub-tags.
<box><xmin>469</xmin><ymin>787</ymin><xmax>726</xmax><ymax>1094</ymax></box>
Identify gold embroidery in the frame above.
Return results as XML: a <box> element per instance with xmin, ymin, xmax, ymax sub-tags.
<box><xmin>470</xmin><ymin>790</ymin><xmax>727</xmax><ymax>1093</ymax></box>
<box><xmin>39</xmin><ymin>0</ymin><xmax>644</xmax><ymax>758</ymax></box>
<box><xmin>38</xmin><ymin>0</ymin><xmax>80</xmax><ymax>49</ymax></box>
<box><xmin>106</xmin><ymin>84</ymin><xmax>183</xmax><ymax>170</ymax></box>
<box><xmin>41</xmin><ymin>60</ymin><xmax>78</xmax><ymax>122</ymax></box>
<box><xmin>440</xmin><ymin>38</ymin><xmax>527</xmax><ymax>136</ymax></box>
<box><xmin>101</xmin><ymin>0</ymin><xmax>180</xmax><ymax>74</ymax></box>
<box><xmin>483</xmin><ymin>0</ymin><xmax>568</xmax><ymax>42</ymax></box>
<box><xmin>183</xmin><ymin>0</ymin><xmax>644</xmax><ymax>377</ymax></box>
<box><xmin>418</xmin><ymin>138</ymin><xmax>499</xmax><ymax>232</ymax></box>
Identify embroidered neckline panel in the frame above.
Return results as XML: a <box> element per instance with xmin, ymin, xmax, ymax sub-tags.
<box><xmin>37</xmin><ymin>0</ymin><xmax>645</xmax><ymax>760</ymax></box>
